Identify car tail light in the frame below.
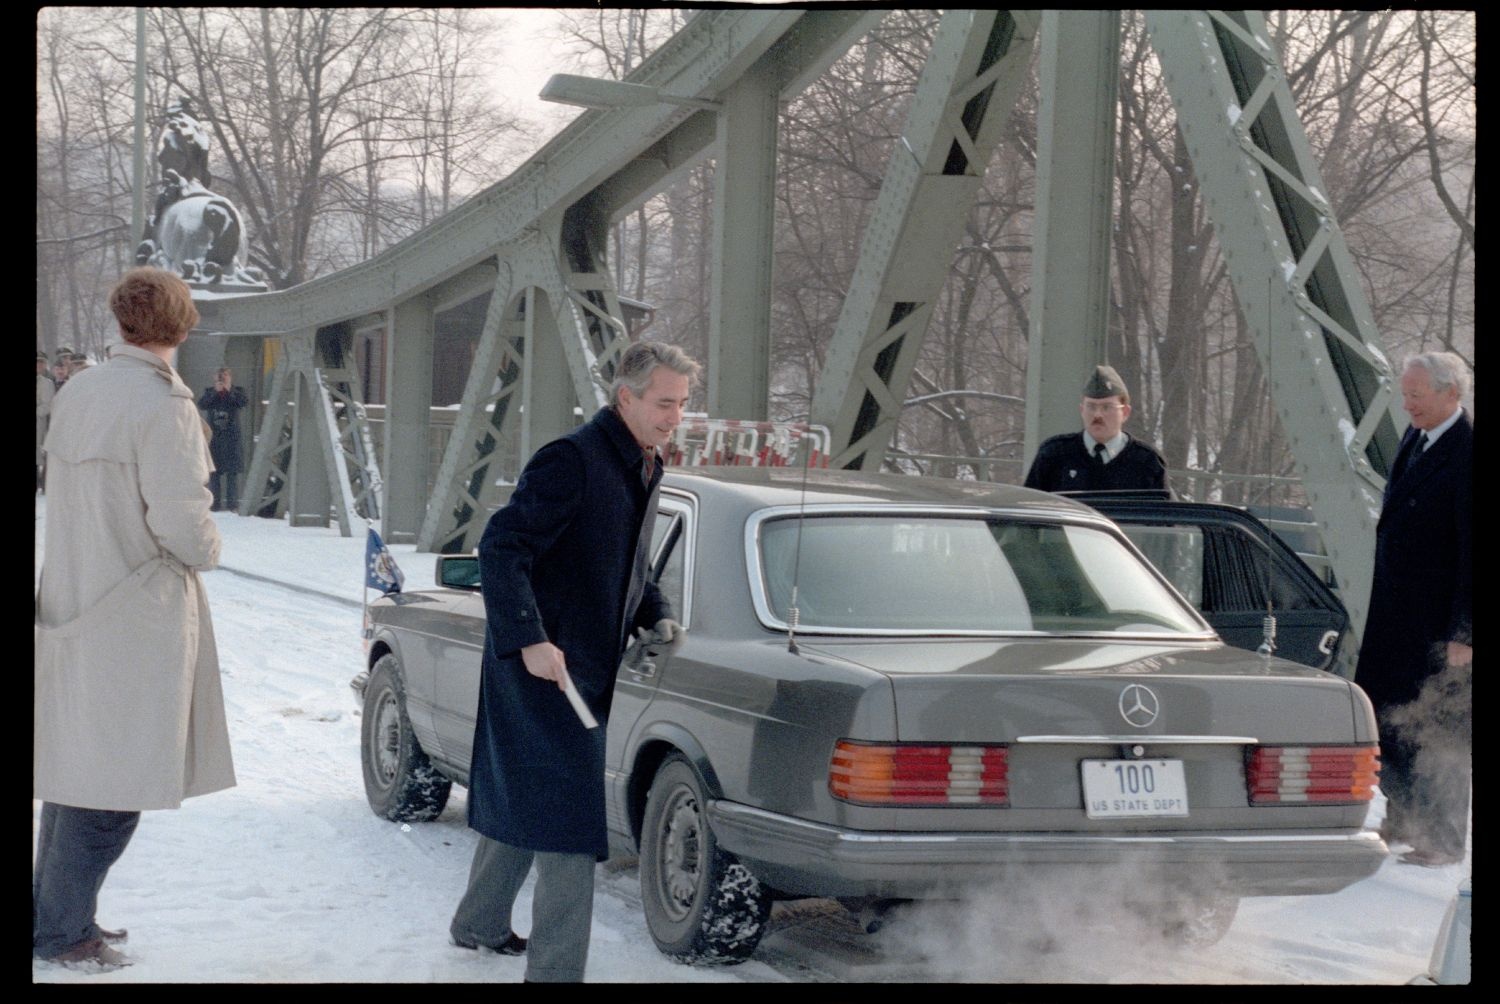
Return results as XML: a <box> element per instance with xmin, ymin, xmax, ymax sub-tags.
<box><xmin>829</xmin><ymin>740</ymin><xmax>1009</xmax><ymax>806</ymax></box>
<box><xmin>1245</xmin><ymin>745</ymin><xmax>1379</xmax><ymax>804</ymax></box>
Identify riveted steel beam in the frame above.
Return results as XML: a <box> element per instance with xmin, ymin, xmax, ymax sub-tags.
<box><xmin>1025</xmin><ymin>10</ymin><xmax>1121</xmax><ymax>458</ymax></box>
<box><xmin>810</xmin><ymin>10</ymin><xmax>1041</xmax><ymax>471</ymax></box>
<box><xmin>1145</xmin><ymin>10</ymin><xmax>1403</xmax><ymax>643</ymax></box>
<box><xmin>239</xmin><ymin>328</ymin><xmax>383</xmax><ymax>536</ymax></box>
<box><xmin>415</xmin><ymin>212</ymin><xmax>620</xmax><ymax>555</ymax></box>
<box><xmin>381</xmin><ymin>296</ymin><xmax>435</xmax><ymax>543</ymax></box>
<box><xmin>708</xmin><ymin>59</ymin><xmax>778</xmax><ymax>421</ymax></box>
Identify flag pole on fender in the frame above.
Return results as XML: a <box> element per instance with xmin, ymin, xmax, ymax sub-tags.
<box><xmin>364</xmin><ymin>522</ymin><xmax>404</xmax><ymax>650</ymax></box>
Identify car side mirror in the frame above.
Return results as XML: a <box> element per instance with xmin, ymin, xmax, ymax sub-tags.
<box><xmin>437</xmin><ymin>555</ymin><xmax>480</xmax><ymax>591</ymax></box>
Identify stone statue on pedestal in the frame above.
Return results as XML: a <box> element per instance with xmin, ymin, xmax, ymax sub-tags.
<box><xmin>135</xmin><ymin>97</ymin><xmax>268</xmax><ymax>291</ymax></box>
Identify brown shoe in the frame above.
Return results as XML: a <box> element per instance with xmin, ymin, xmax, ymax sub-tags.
<box><xmin>47</xmin><ymin>937</ymin><xmax>132</xmax><ymax>969</ymax></box>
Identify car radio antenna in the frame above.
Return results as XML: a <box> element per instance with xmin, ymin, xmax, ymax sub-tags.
<box><xmin>1257</xmin><ymin>276</ymin><xmax>1277</xmax><ymax>657</ymax></box>
<box><xmin>786</xmin><ymin>425</ymin><xmax>813</xmax><ymax>655</ymax></box>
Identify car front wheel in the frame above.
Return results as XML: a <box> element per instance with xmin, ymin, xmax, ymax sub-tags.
<box><xmin>360</xmin><ymin>653</ymin><xmax>452</xmax><ymax>821</ymax></box>
<box><xmin>639</xmin><ymin>754</ymin><xmax>771</xmax><ymax>964</ymax></box>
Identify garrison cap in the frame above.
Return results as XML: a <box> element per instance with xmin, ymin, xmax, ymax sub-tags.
<box><xmin>37</xmin><ymin>349</ymin><xmax>48</xmax><ymax>362</ymax></box>
<box><xmin>1083</xmin><ymin>364</ymin><xmax>1127</xmax><ymax>399</ymax></box>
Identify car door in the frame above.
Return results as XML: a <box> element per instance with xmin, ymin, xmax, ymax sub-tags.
<box><xmin>604</xmin><ymin>492</ymin><xmax>695</xmax><ymax>838</ymax></box>
<box><xmin>1085</xmin><ymin>499</ymin><xmax>1350</xmax><ymax>674</ymax></box>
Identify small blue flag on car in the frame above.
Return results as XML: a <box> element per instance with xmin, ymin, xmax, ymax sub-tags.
<box><xmin>365</xmin><ymin>527</ymin><xmax>405</xmax><ymax>595</ymax></box>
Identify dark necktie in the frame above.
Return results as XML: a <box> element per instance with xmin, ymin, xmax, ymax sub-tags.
<box><xmin>1093</xmin><ymin>442</ymin><xmax>1107</xmax><ymax>465</ymax></box>
<box><xmin>1412</xmin><ymin>432</ymin><xmax>1428</xmax><ymax>459</ymax></box>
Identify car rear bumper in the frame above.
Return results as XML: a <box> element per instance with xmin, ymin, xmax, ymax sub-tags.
<box><xmin>707</xmin><ymin>799</ymin><xmax>1387</xmax><ymax>899</ymax></box>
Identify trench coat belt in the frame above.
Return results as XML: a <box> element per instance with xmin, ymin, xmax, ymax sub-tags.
<box><xmin>34</xmin><ymin>554</ymin><xmax>190</xmax><ymax>640</ymax></box>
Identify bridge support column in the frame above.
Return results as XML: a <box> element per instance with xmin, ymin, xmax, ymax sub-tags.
<box><xmin>284</xmin><ymin>334</ymin><xmax>331</xmax><ymax>528</ymax></box>
<box><xmin>708</xmin><ymin>61</ymin><xmax>778</xmax><ymax>420</ymax></box>
<box><xmin>1024</xmin><ymin>10</ymin><xmax>1121</xmax><ymax>461</ymax></box>
<box><xmin>523</xmin><ymin>287</ymin><xmax>581</xmax><ymax>458</ymax></box>
<box><xmin>382</xmin><ymin>295</ymin><xmax>434</xmax><ymax>543</ymax></box>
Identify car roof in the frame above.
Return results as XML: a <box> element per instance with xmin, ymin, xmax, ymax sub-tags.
<box><xmin>661</xmin><ymin>466</ymin><xmax>1098</xmax><ymax>519</ymax></box>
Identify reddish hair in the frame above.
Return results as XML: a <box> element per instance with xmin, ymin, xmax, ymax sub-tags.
<box><xmin>108</xmin><ymin>267</ymin><xmax>199</xmax><ymax>347</ymax></box>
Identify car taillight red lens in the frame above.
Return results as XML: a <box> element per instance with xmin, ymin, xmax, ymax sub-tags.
<box><xmin>1246</xmin><ymin>745</ymin><xmax>1379</xmax><ymax>804</ymax></box>
<box><xmin>829</xmin><ymin>740</ymin><xmax>1009</xmax><ymax>806</ymax></box>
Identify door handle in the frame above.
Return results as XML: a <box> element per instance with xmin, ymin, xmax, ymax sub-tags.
<box><xmin>1317</xmin><ymin>630</ymin><xmax>1339</xmax><ymax>655</ymax></box>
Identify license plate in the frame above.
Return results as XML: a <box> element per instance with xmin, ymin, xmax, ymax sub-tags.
<box><xmin>1082</xmin><ymin>759</ymin><xmax>1189</xmax><ymax>818</ymax></box>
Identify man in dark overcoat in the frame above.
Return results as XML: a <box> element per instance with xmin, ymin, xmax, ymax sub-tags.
<box><xmin>197</xmin><ymin>367</ymin><xmax>248</xmax><ymax>511</ymax></box>
<box><xmin>450</xmin><ymin>341</ymin><xmax>697</xmax><ymax>982</ymax></box>
<box><xmin>1355</xmin><ymin>351</ymin><xmax>1472</xmax><ymax>868</ymax></box>
<box><xmin>1024</xmin><ymin>364</ymin><xmax>1169</xmax><ymax>493</ymax></box>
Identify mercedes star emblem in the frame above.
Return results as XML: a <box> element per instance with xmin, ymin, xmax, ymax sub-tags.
<box><xmin>1118</xmin><ymin>683</ymin><xmax>1160</xmax><ymax>728</ymax></box>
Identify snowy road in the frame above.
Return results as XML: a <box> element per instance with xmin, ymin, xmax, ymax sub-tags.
<box><xmin>33</xmin><ymin>504</ymin><xmax>1468</xmax><ymax>983</ymax></box>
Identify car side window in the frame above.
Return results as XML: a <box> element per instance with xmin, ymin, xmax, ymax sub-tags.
<box><xmin>651</xmin><ymin>509</ymin><xmax>687</xmax><ymax>618</ymax></box>
<box><xmin>1118</xmin><ymin>524</ymin><xmax>1204</xmax><ymax>607</ymax></box>
<box><xmin>1122</xmin><ymin>522</ymin><xmax>1322</xmax><ymax>615</ymax></box>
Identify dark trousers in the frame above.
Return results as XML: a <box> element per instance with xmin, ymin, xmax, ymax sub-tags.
<box><xmin>451</xmin><ymin>835</ymin><xmax>595</xmax><ymax>982</ymax></box>
<box><xmin>33</xmin><ymin>802</ymin><xmax>140</xmax><ymax>958</ymax></box>
<box><xmin>208</xmin><ymin>471</ymin><xmax>239</xmax><ymax>511</ymax></box>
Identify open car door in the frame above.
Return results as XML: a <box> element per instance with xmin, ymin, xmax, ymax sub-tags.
<box><xmin>1074</xmin><ymin>495</ymin><xmax>1350</xmax><ymax>676</ymax></box>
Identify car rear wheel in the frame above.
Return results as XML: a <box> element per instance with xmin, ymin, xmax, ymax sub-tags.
<box><xmin>639</xmin><ymin>754</ymin><xmax>771</xmax><ymax>964</ymax></box>
<box><xmin>360</xmin><ymin>653</ymin><xmax>452</xmax><ymax>821</ymax></box>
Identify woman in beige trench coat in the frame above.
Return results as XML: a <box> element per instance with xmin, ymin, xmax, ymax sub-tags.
<box><xmin>34</xmin><ymin>268</ymin><xmax>235</xmax><ymax>969</ymax></box>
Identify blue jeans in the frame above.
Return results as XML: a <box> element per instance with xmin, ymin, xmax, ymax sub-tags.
<box><xmin>33</xmin><ymin>802</ymin><xmax>140</xmax><ymax>958</ymax></box>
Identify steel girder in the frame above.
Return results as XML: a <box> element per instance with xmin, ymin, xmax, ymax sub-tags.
<box><xmin>415</xmin><ymin>212</ymin><xmax>624</xmax><ymax>555</ymax></box>
<box><xmin>238</xmin><ymin>329</ymin><xmax>383</xmax><ymax>536</ymax></box>
<box><xmin>1145</xmin><ymin>10</ymin><xmax>1402</xmax><ymax>642</ymax></box>
<box><xmin>1024</xmin><ymin>11</ymin><xmax>1121</xmax><ymax>457</ymax></box>
<box><xmin>810</xmin><ymin>11</ymin><xmax>1041</xmax><ymax>471</ymax></box>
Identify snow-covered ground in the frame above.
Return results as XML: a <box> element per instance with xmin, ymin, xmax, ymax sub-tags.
<box><xmin>33</xmin><ymin>501</ymin><xmax>1469</xmax><ymax>983</ymax></box>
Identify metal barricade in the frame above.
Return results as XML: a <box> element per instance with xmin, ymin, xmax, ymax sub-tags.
<box><xmin>664</xmin><ymin>416</ymin><xmax>831</xmax><ymax>469</ymax></box>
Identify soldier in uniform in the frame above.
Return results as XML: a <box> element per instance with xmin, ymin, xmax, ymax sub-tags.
<box><xmin>1023</xmin><ymin>365</ymin><xmax>1169</xmax><ymax>493</ymax></box>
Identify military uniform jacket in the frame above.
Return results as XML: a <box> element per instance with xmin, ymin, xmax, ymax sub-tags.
<box><xmin>467</xmin><ymin>406</ymin><xmax>671</xmax><ymax>858</ymax></box>
<box><xmin>1355</xmin><ymin>412</ymin><xmax>1472</xmax><ymax>710</ymax></box>
<box><xmin>1023</xmin><ymin>433</ymin><xmax>1168</xmax><ymax>493</ymax></box>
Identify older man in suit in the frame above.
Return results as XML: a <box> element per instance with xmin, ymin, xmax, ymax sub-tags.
<box><xmin>1355</xmin><ymin>351</ymin><xmax>1472</xmax><ymax>868</ymax></box>
<box><xmin>449</xmin><ymin>341</ymin><xmax>698</xmax><ymax>982</ymax></box>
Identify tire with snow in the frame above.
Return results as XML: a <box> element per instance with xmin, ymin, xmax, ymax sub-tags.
<box><xmin>639</xmin><ymin>754</ymin><xmax>771</xmax><ymax>964</ymax></box>
<box><xmin>360</xmin><ymin>653</ymin><xmax>451</xmax><ymax>822</ymax></box>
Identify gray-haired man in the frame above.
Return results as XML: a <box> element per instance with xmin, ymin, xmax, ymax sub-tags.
<box><xmin>450</xmin><ymin>341</ymin><xmax>699</xmax><ymax>981</ymax></box>
<box><xmin>1355</xmin><ymin>351</ymin><xmax>1472</xmax><ymax>868</ymax></box>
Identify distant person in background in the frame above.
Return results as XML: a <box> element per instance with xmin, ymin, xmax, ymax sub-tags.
<box><xmin>198</xmin><ymin>367</ymin><xmax>248</xmax><ymax>511</ymax></box>
<box><xmin>51</xmin><ymin>347</ymin><xmax>74</xmax><ymax>389</ymax></box>
<box><xmin>67</xmin><ymin>353</ymin><xmax>94</xmax><ymax>379</ymax></box>
<box><xmin>37</xmin><ymin>351</ymin><xmax>56</xmax><ymax>492</ymax></box>
<box><xmin>34</xmin><ymin>267</ymin><xmax>236</xmax><ymax>970</ymax></box>
<box><xmin>1355</xmin><ymin>351</ymin><xmax>1472</xmax><ymax>868</ymax></box>
<box><xmin>1023</xmin><ymin>365</ymin><xmax>1169</xmax><ymax>493</ymax></box>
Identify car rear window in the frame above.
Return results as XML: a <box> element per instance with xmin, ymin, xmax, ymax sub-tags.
<box><xmin>757</xmin><ymin>515</ymin><xmax>1205</xmax><ymax>635</ymax></box>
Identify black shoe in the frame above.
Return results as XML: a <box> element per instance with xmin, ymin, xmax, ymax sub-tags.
<box><xmin>1399</xmin><ymin>847</ymin><xmax>1462</xmax><ymax>868</ymax></box>
<box><xmin>453</xmin><ymin>931</ymin><xmax>527</xmax><ymax>955</ymax></box>
<box><xmin>98</xmin><ymin>927</ymin><xmax>127</xmax><ymax>944</ymax></box>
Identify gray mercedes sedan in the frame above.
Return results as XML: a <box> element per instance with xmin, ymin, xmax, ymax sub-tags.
<box><xmin>356</xmin><ymin>468</ymin><xmax>1385</xmax><ymax>964</ymax></box>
